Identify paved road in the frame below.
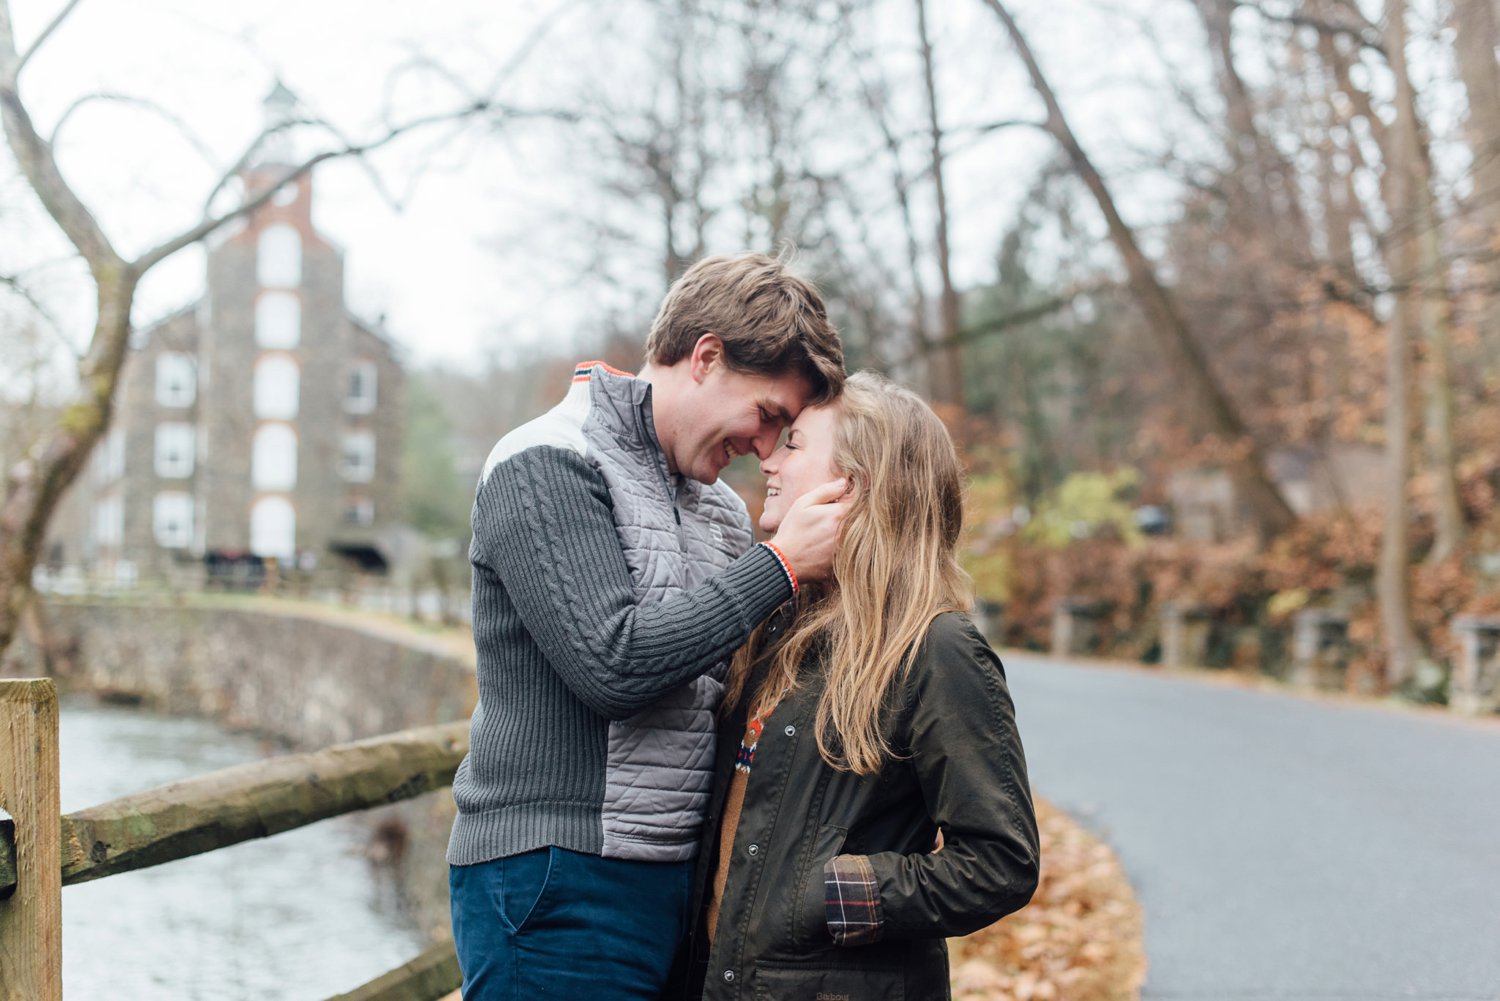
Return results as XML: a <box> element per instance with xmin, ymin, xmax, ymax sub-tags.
<box><xmin>1003</xmin><ymin>653</ymin><xmax>1500</xmax><ymax>1001</ymax></box>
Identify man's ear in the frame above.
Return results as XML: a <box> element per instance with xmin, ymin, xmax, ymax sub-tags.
<box><xmin>689</xmin><ymin>333</ymin><xmax>725</xmax><ymax>384</ymax></box>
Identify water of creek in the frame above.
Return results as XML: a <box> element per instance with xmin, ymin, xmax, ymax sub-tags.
<box><xmin>58</xmin><ymin>695</ymin><xmax>427</xmax><ymax>1000</ymax></box>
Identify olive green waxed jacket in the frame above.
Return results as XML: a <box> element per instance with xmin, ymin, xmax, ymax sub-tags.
<box><xmin>669</xmin><ymin>611</ymin><xmax>1040</xmax><ymax>1001</ymax></box>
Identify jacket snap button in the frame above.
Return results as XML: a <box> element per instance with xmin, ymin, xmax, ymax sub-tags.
<box><xmin>723</xmin><ymin>970</ymin><xmax>736</xmax><ymax>982</ymax></box>
<box><xmin>747</xmin><ymin>843</ymin><xmax>759</xmax><ymax>856</ymax></box>
<box><xmin>784</xmin><ymin>725</ymin><xmax>796</xmax><ymax>736</ymax></box>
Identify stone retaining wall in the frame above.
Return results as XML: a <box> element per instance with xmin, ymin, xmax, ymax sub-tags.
<box><xmin>4</xmin><ymin>597</ymin><xmax>477</xmax><ymax>943</ymax></box>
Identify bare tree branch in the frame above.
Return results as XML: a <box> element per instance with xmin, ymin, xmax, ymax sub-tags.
<box><xmin>13</xmin><ymin>0</ymin><xmax>84</xmax><ymax>78</ymax></box>
<box><xmin>0</xmin><ymin>272</ymin><xmax>79</xmax><ymax>359</ymax></box>
<box><xmin>50</xmin><ymin>92</ymin><xmax>219</xmax><ymax>167</ymax></box>
<box><xmin>955</xmin><ymin>283</ymin><xmax>1115</xmax><ymax>346</ymax></box>
<box><xmin>145</xmin><ymin>99</ymin><xmax>576</xmax><ymax>274</ymax></box>
<box><xmin>482</xmin><ymin>0</ymin><xmax>591</xmax><ymax>97</ymax></box>
<box><xmin>200</xmin><ymin>117</ymin><xmax>319</xmax><ymax>215</ymax></box>
<box><xmin>1229</xmin><ymin>0</ymin><xmax>1386</xmax><ymax>54</ymax></box>
<box><xmin>298</xmin><ymin>97</ymin><xmax>409</xmax><ymax>213</ymax></box>
<box><xmin>0</xmin><ymin>8</ymin><xmax>122</xmax><ymax>271</ymax></box>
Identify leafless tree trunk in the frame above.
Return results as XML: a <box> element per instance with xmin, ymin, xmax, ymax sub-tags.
<box><xmin>1376</xmin><ymin>0</ymin><xmax>1425</xmax><ymax>686</ymax></box>
<box><xmin>980</xmin><ymin>0</ymin><xmax>1298</xmax><ymax>542</ymax></box>
<box><xmin>1375</xmin><ymin>278</ymin><xmax>1420</xmax><ymax>687</ymax></box>
<box><xmin>855</xmin><ymin>68</ymin><xmax>929</xmax><ymax>373</ymax></box>
<box><xmin>1310</xmin><ymin>24</ymin><xmax>1364</xmax><ymax>277</ymax></box>
<box><xmin>0</xmin><ymin>2</ymin><xmax>134</xmax><ymax>662</ymax></box>
<box><xmin>1413</xmin><ymin>191</ymin><xmax>1465</xmax><ymax>565</ymax></box>
<box><xmin>1451</xmin><ymin>0</ymin><xmax>1500</xmax><ymax>370</ymax></box>
<box><xmin>916</xmin><ymin>0</ymin><xmax>964</xmax><ymax>406</ymax></box>
<box><xmin>1372</xmin><ymin>0</ymin><xmax>1465</xmax><ymax>562</ymax></box>
<box><xmin>660</xmin><ymin>4</ymin><xmax>709</xmax><ymax>286</ymax></box>
<box><xmin>1192</xmin><ymin>0</ymin><xmax>1307</xmax><ymax>242</ymax></box>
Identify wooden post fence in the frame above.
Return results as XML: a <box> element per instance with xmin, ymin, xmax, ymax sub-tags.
<box><xmin>0</xmin><ymin>678</ymin><xmax>469</xmax><ymax>1001</ymax></box>
<box><xmin>0</xmin><ymin>679</ymin><xmax>62</xmax><ymax>1001</ymax></box>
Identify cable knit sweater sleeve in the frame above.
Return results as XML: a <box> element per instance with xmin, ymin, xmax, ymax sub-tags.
<box><xmin>473</xmin><ymin>445</ymin><xmax>793</xmax><ymax>720</ymax></box>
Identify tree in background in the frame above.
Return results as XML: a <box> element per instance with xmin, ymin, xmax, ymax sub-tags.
<box><xmin>6</xmin><ymin>0</ymin><xmax>1499</xmax><ymax>689</ymax></box>
<box><xmin>981</xmin><ymin>0</ymin><xmax>1300</xmax><ymax>543</ymax></box>
<box><xmin>0</xmin><ymin>0</ymin><xmax>537</xmax><ymax>661</ymax></box>
<box><xmin>401</xmin><ymin>373</ymin><xmax>473</xmax><ymax>546</ymax></box>
<box><xmin>961</xmin><ymin>178</ymin><xmax>1132</xmax><ymax>505</ymax></box>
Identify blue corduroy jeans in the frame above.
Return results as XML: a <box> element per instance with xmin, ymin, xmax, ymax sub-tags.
<box><xmin>449</xmin><ymin>846</ymin><xmax>694</xmax><ymax>1000</ymax></box>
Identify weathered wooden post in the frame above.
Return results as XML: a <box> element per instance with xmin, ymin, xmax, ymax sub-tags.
<box><xmin>1052</xmin><ymin>599</ymin><xmax>1104</xmax><ymax>658</ymax></box>
<box><xmin>1450</xmin><ymin>615</ymin><xmax>1500</xmax><ymax>715</ymax></box>
<box><xmin>974</xmin><ymin>600</ymin><xmax>1005</xmax><ymax>647</ymax></box>
<box><xmin>0</xmin><ymin>679</ymin><xmax>63</xmax><ymax>1001</ymax></box>
<box><xmin>1290</xmin><ymin>609</ymin><xmax>1350</xmax><ymax>690</ymax></box>
<box><xmin>1161</xmin><ymin>602</ymin><xmax>1212</xmax><ymax>669</ymax></box>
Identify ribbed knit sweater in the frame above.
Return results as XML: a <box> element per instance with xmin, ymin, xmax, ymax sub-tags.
<box><xmin>447</xmin><ymin>366</ymin><xmax>796</xmax><ymax>867</ymax></box>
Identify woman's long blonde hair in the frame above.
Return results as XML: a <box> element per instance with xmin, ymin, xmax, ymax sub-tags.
<box><xmin>724</xmin><ymin>371</ymin><xmax>972</xmax><ymax>774</ymax></box>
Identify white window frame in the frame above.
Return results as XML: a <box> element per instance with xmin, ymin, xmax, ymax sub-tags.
<box><xmin>344</xmin><ymin>496</ymin><xmax>375</xmax><ymax>526</ymax></box>
<box><xmin>345</xmin><ymin>361</ymin><xmax>378</xmax><ymax>415</ymax></box>
<box><xmin>154</xmin><ymin>423</ymin><xmax>196</xmax><ymax>479</ymax></box>
<box><xmin>93</xmin><ymin>495</ymin><xmax>123</xmax><ymax>547</ymax></box>
<box><xmin>254</xmin><ymin>355</ymin><xmax>301</xmax><ymax>420</ymax></box>
<box><xmin>255</xmin><ymin>291</ymin><xmax>301</xmax><ymax>349</ymax></box>
<box><xmin>153</xmin><ymin>492</ymin><xmax>194</xmax><ymax>549</ymax></box>
<box><xmin>250</xmin><ymin>496</ymin><xmax>297</xmax><ymax>561</ymax></box>
<box><xmin>252</xmin><ymin>424</ymin><xmax>299</xmax><ymax>491</ymax></box>
<box><xmin>257</xmin><ymin>223</ymin><xmax>302</xmax><ymax>288</ymax></box>
<box><xmin>339</xmin><ymin>431</ymin><xmax>375</xmax><ymax>483</ymax></box>
<box><xmin>155</xmin><ymin>352</ymin><xmax>196</xmax><ymax>408</ymax></box>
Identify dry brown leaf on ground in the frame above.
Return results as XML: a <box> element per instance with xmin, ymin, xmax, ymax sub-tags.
<box><xmin>949</xmin><ymin>796</ymin><xmax>1146</xmax><ymax>1001</ymax></box>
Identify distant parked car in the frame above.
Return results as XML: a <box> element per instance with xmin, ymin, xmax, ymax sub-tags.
<box><xmin>1134</xmin><ymin>505</ymin><xmax>1173</xmax><ymax>536</ymax></box>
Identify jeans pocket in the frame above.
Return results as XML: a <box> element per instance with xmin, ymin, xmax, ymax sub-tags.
<box><xmin>499</xmin><ymin>847</ymin><xmax>558</xmax><ymax>934</ymax></box>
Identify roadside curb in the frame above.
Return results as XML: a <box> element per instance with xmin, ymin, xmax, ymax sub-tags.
<box><xmin>997</xmin><ymin>646</ymin><xmax>1500</xmax><ymax>733</ymax></box>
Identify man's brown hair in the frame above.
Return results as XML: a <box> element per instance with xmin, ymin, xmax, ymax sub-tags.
<box><xmin>645</xmin><ymin>253</ymin><xmax>845</xmax><ymax>404</ymax></box>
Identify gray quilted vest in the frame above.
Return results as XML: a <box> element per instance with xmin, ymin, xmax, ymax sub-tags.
<box><xmin>484</xmin><ymin>361</ymin><xmax>754</xmax><ymax>860</ymax></box>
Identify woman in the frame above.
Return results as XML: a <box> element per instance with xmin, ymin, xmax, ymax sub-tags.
<box><xmin>673</xmin><ymin>371</ymin><xmax>1040</xmax><ymax>1001</ymax></box>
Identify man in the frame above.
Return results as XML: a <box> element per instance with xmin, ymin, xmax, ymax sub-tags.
<box><xmin>447</xmin><ymin>253</ymin><xmax>847</xmax><ymax>999</ymax></box>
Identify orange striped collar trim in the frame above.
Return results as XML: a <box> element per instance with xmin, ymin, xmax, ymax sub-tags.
<box><xmin>572</xmin><ymin>360</ymin><xmax>636</xmax><ymax>382</ymax></box>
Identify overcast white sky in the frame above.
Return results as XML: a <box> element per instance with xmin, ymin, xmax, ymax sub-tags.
<box><xmin>6</xmin><ymin>0</ymin><xmax>591</xmax><ymax>371</ymax></box>
<box><xmin>1</xmin><ymin>0</ymin><xmax>1245</xmax><ymax>380</ymax></box>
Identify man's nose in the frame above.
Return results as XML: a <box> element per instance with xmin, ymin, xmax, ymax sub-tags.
<box><xmin>750</xmin><ymin>429</ymin><xmax>779</xmax><ymax>460</ymax></box>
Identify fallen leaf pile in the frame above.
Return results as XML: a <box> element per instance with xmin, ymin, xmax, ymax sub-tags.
<box><xmin>948</xmin><ymin>796</ymin><xmax>1146</xmax><ymax>1001</ymax></box>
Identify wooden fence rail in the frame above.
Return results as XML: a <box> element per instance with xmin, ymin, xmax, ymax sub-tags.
<box><xmin>330</xmin><ymin>937</ymin><xmax>463</xmax><ymax>1001</ymax></box>
<box><xmin>0</xmin><ymin>679</ymin><xmax>469</xmax><ymax>1001</ymax></box>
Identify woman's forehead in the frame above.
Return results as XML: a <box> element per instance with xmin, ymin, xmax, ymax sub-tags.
<box><xmin>791</xmin><ymin>402</ymin><xmax>840</xmax><ymax>433</ymax></box>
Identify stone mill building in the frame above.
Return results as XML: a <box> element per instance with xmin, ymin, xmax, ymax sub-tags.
<box><xmin>48</xmin><ymin>150</ymin><xmax>405</xmax><ymax>581</ymax></box>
